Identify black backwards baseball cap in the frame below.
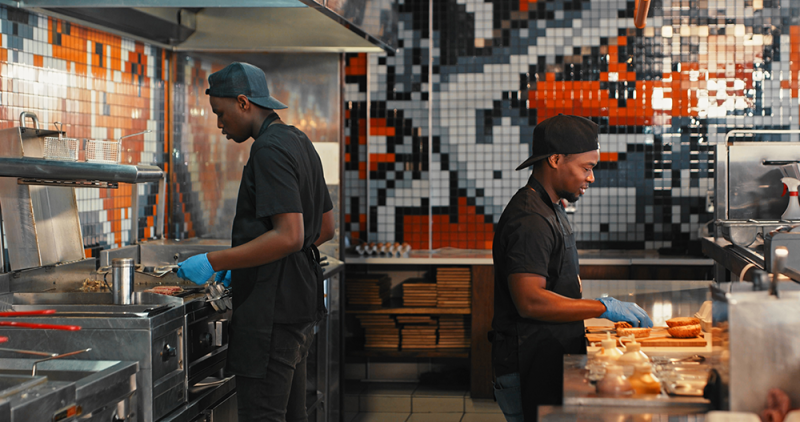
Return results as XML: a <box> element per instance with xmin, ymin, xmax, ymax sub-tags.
<box><xmin>206</xmin><ymin>62</ymin><xmax>288</xmax><ymax>110</ymax></box>
<box><xmin>516</xmin><ymin>114</ymin><xmax>599</xmax><ymax>170</ymax></box>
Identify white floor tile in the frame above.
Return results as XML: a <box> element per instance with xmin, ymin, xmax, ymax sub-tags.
<box><xmin>412</xmin><ymin>396</ymin><xmax>464</xmax><ymax>413</ymax></box>
<box><xmin>353</xmin><ymin>412</ymin><xmax>410</xmax><ymax>422</ymax></box>
<box><xmin>464</xmin><ymin>396</ymin><xmax>502</xmax><ymax>413</ymax></box>
<box><xmin>406</xmin><ymin>413</ymin><xmax>464</xmax><ymax>422</ymax></box>
<box><xmin>360</xmin><ymin>395</ymin><xmax>412</xmax><ymax>413</ymax></box>
<box><xmin>461</xmin><ymin>413</ymin><xmax>508</xmax><ymax>422</ymax></box>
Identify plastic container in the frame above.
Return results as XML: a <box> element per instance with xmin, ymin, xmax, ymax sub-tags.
<box><xmin>593</xmin><ymin>332</ymin><xmax>624</xmax><ymax>362</ymax></box>
<box><xmin>596</xmin><ymin>364</ymin><xmax>634</xmax><ymax>397</ymax></box>
<box><xmin>628</xmin><ymin>363</ymin><xmax>661</xmax><ymax>395</ymax></box>
<box><xmin>617</xmin><ymin>336</ymin><xmax>649</xmax><ymax>376</ymax></box>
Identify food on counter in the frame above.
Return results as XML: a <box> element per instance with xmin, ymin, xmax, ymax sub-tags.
<box><xmin>614</xmin><ymin>321</ymin><xmax>632</xmax><ymax>329</ymax></box>
<box><xmin>81</xmin><ymin>278</ymin><xmax>108</xmax><ymax>292</ymax></box>
<box><xmin>145</xmin><ymin>285</ymin><xmax>184</xmax><ymax>296</ymax></box>
<box><xmin>616</xmin><ymin>327</ymin><xmax>651</xmax><ymax>338</ymax></box>
<box><xmin>596</xmin><ymin>364</ymin><xmax>634</xmax><ymax>397</ymax></box>
<box><xmin>666</xmin><ymin>317</ymin><xmax>700</xmax><ymax>327</ymax></box>
<box><xmin>667</xmin><ymin>324</ymin><xmax>702</xmax><ymax>338</ymax></box>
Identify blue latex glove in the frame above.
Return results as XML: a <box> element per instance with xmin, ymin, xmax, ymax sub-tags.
<box><xmin>176</xmin><ymin>253</ymin><xmax>215</xmax><ymax>285</ymax></box>
<box><xmin>215</xmin><ymin>270</ymin><xmax>231</xmax><ymax>288</ymax></box>
<box><xmin>597</xmin><ymin>297</ymin><xmax>653</xmax><ymax>328</ymax></box>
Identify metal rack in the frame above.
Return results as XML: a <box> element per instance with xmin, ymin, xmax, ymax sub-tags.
<box><xmin>0</xmin><ymin>112</ymin><xmax>165</xmax><ymax>273</ymax></box>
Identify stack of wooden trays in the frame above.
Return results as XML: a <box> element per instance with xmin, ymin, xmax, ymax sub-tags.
<box><xmin>401</xmin><ymin>279</ymin><xmax>437</xmax><ymax>307</ymax></box>
<box><xmin>357</xmin><ymin>315</ymin><xmax>400</xmax><ymax>349</ymax></box>
<box><xmin>437</xmin><ymin>315</ymin><xmax>471</xmax><ymax>348</ymax></box>
<box><xmin>346</xmin><ymin>274</ymin><xmax>391</xmax><ymax>307</ymax></box>
<box><xmin>398</xmin><ymin>315</ymin><xmax>437</xmax><ymax>349</ymax></box>
<box><xmin>436</xmin><ymin>267</ymin><xmax>472</xmax><ymax>308</ymax></box>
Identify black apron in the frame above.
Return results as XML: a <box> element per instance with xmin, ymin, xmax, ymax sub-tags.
<box><xmin>226</xmin><ymin>115</ymin><xmax>327</xmax><ymax>377</ymax></box>
<box><xmin>516</xmin><ymin>206</ymin><xmax>586</xmax><ymax>421</ymax></box>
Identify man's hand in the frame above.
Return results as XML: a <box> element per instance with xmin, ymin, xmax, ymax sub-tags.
<box><xmin>597</xmin><ymin>297</ymin><xmax>653</xmax><ymax>328</ymax></box>
<box><xmin>176</xmin><ymin>253</ymin><xmax>215</xmax><ymax>285</ymax></box>
<box><xmin>215</xmin><ymin>270</ymin><xmax>232</xmax><ymax>288</ymax></box>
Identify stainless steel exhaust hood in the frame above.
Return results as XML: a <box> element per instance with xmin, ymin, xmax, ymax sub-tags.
<box><xmin>11</xmin><ymin>0</ymin><xmax>397</xmax><ymax>53</ymax></box>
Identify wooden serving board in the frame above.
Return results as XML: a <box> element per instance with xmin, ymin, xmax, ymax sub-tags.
<box><xmin>585</xmin><ymin>326</ymin><xmax>707</xmax><ymax>348</ymax></box>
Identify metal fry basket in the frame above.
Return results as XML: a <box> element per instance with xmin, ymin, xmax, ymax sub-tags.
<box><xmin>86</xmin><ymin>138</ymin><xmax>121</xmax><ymax>163</ymax></box>
<box><xmin>86</xmin><ymin>129</ymin><xmax>152</xmax><ymax>164</ymax></box>
<box><xmin>43</xmin><ymin>122</ymin><xmax>79</xmax><ymax>161</ymax></box>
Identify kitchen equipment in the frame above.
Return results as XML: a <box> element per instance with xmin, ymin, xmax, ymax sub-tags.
<box><xmin>0</xmin><ymin>112</ymin><xmax>84</xmax><ymax>270</ymax></box>
<box><xmin>0</xmin><ymin>359</ymin><xmax>137</xmax><ymax>422</ymax></box>
<box><xmin>42</xmin><ymin>122</ymin><xmax>80</xmax><ymax>162</ymax></box>
<box><xmin>31</xmin><ymin>348</ymin><xmax>91</xmax><ymax>376</ymax></box>
<box><xmin>86</xmin><ymin>129</ymin><xmax>152</xmax><ymax>164</ymax></box>
<box><xmin>780</xmin><ymin>178</ymin><xmax>800</xmax><ymax>220</ymax></box>
<box><xmin>714</xmin><ymin>133</ymin><xmax>800</xmax><ymax>247</ymax></box>
<box><xmin>708</xmin><ymin>284</ymin><xmax>800</xmax><ymax>413</ymax></box>
<box><xmin>112</xmin><ymin>258</ymin><xmax>135</xmax><ymax>305</ymax></box>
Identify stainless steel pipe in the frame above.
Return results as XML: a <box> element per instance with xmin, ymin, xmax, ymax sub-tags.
<box><xmin>112</xmin><ymin>258</ymin><xmax>135</xmax><ymax>305</ymax></box>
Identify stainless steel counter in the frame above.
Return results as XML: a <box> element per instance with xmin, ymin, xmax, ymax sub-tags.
<box><xmin>563</xmin><ymin>355</ymin><xmax>711</xmax><ymax>411</ymax></box>
<box><xmin>0</xmin><ymin>359</ymin><xmax>138</xmax><ymax>422</ymax></box>
<box><xmin>539</xmin><ymin>405</ymin><xmax>706</xmax><ymax>421</ymax></box>
<box><xmin>345</xmin><ymin>248</ymin><xmax>713</xmax><ymax>266</ymax></box>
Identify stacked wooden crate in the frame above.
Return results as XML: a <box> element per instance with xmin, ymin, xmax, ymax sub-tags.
<box><xmin>346</xmin><ymin>274</ymin><xmax>391</xmax><ymax>307</ymax></box>
<box><xmin>398</xmin><ymin>315</ymin><xmax>437</xmax><ymax>349</ymax></box>
<box><xmin>435</xmin><ymin>267</ymin><xmax>472</xmax><ymax>308</ymax></box>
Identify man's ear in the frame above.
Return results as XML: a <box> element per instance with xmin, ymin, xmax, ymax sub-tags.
<box><xmin>546</xmin><ymin>154</ymin><xmax>560</xmax><ymax>168</ymax></box>
<box><xmin>236</xmin><ymin>95</ymin><xmax>249</xmax><ymax>111</ymax></box>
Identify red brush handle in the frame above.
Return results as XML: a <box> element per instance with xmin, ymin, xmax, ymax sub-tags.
<box><xmin>0</xmin><ymin>310</ymin><xmax>57</xmax><ymax>317</ymax></box>
<box><xmin>0</xmin><ymin>321</ymin><xmax>81</xmax><ymax>331</ymax></box>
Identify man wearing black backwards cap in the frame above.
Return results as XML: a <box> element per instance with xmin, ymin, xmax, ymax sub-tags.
<box><xmin>175</xmin><ymin>62</ymin><xmax>334</xmax><ymax>422</ymax></box>
<box><xmin>491</xmin><ymin>115</ymin><xmax>652</xmax><ymax>422</ymax></box>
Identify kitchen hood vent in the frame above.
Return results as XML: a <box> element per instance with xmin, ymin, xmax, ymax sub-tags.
<box><xmin>11</xmin><ymin>0</ymin><xmax>396</xmax><ymax>53</ymax></box>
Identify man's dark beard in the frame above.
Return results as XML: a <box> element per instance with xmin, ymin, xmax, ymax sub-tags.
<box><xmin>556</xmin><ymin>190</ymin><xmax>580</xmax><ymax>203</ymax></box>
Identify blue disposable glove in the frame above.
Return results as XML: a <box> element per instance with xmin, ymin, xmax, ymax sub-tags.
<box><xmin>215</xmin><ymin>270</ymin><xmax>231</xmax><ymax>288</ymax></box>
<box><xmin>597</xmin><ymin>297</ymin><xmax>653</xmax><ymax>328</ymax></box>
<box><xmin>176</xmin><ymin>253</ymin><xmax>215</xmax><ymax>285</ymax></box>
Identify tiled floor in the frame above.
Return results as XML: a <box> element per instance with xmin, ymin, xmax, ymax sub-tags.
<box><xmin>345</xmin><ymin>381</ymin><xmax>506</xmax><ymax>422</ymax></box>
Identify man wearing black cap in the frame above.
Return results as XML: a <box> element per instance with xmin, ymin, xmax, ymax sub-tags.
<box><xmin>176</xmin><ymin>62</ymin><xmax>334</xmax><ymax>422</ymax></box>
<box><xmin>491</xmin><ymin>114</ymin><xmax>652</xmax><ymax>422</ymax></box>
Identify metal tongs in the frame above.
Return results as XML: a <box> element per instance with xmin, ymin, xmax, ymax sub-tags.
<box><xmin>205</xmin><ymin>281</ymin><xmax>231</xmax><ymax>313</ymax></box>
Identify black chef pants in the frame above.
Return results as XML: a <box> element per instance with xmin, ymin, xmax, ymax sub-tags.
<box><xmin>237</xmin><ymin>321</ymin><xmax>316</xmax><ymax>422</ymax></box>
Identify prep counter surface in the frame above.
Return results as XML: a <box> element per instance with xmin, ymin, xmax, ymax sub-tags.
<box><xmin>345</xmin><ymin>248</ymin><xmax>713</xmax><ymax>265</ymax></box>
<box><xmin>539</xmin><ymin>405</ymin><xmax>706</xmax><ymax>421</ymax></box>
<box><xmin>562</xmin><ymin>355</ymin><xmax>711</xmax><ymax>411</ymax></box>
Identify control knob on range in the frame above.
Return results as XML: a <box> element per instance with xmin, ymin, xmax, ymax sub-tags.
<box><xmin>161</xmin><ymin>344</ymin><xmax>177</xmax><ymax>361</ymax></box>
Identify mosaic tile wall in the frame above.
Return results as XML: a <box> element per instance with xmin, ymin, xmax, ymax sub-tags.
<box><xmin>344</xmin><ymin>0</ymin><xmax>800</xmax><ymax>252</ymax></box>
<box><xmin>0</xmin><ymin>5</ymin><xmax>168</xmax><ymax>261</ymax></box>
<box><xmin>171</xmin><ymin>53</ymin><xmax>341</xmax><ymax>242</ymax></box>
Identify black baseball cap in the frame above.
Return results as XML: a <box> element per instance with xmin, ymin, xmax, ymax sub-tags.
<box><xmin>206</xmin><ymin>62</ymin><xmax>288</xmax><ymax>110</ymax></box>
<box><xmin>516</xmin><ymin>114</ymin><xmax>599</xmax><ymax>170</ymax></box>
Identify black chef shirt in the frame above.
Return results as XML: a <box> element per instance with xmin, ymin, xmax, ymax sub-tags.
<box><xmin>491</xmin><ymin>173</ymin><xmax>577</xmax><ymax>377</ymax></box>
<box><xmin>230</xmin><ymin>113</ymin><xmax>333</xmax><ymax>323</ymax></box>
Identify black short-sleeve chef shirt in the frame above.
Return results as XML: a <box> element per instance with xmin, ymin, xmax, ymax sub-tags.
<box><xmin>491</xmin><ymin>174</ymin><xmax>567</xmax><ymax>376</ymax></box>
<box><xmin>230</xmin><ymin>115</ymin><xmax>333</xmax><ymax>323</ymax></box>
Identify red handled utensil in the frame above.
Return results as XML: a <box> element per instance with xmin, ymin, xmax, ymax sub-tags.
<box><xmin>0</xmin><ymin>321</ymin><xmax>81</xmax><ymax>331</ymax></box>
<box><xmin>0</xmin><ymin>310</ymin><xmax>56</xmax><ymax>317</ymax></box>
<box><xmin>0</xmin><ymin>309</ymin><xmax>81</xmax><ymax>331</ymax></box>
